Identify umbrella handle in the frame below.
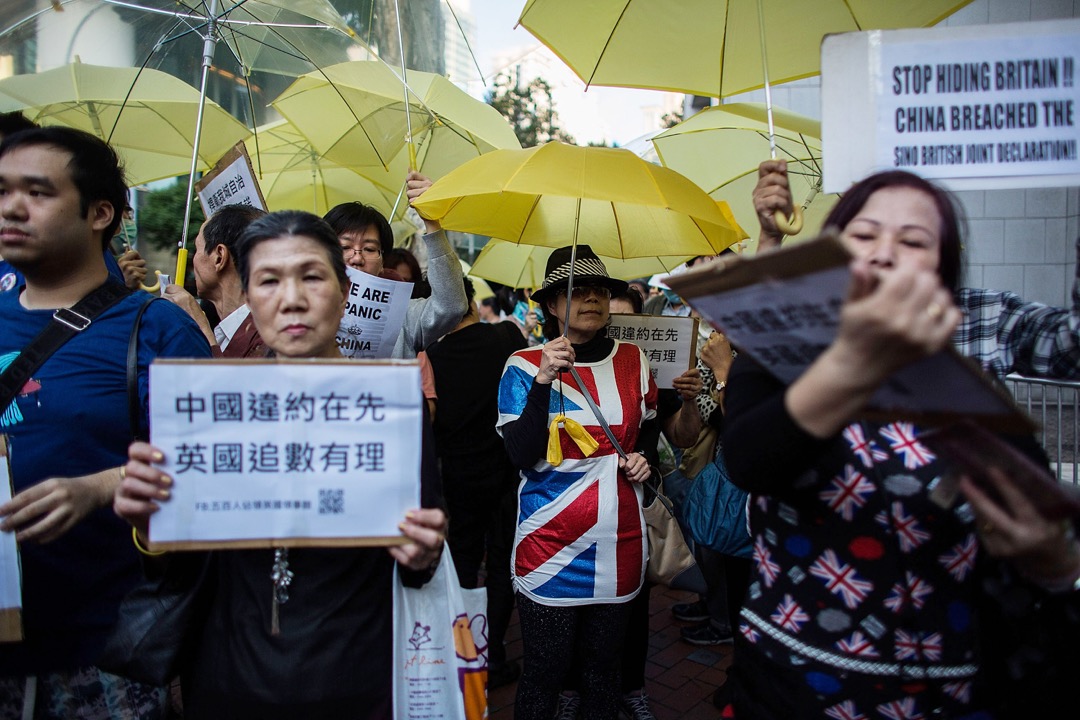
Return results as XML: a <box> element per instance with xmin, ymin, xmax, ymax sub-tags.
<box><xmin>139</xmin><ymin>269</ymin><xmax>162</xmax><ymax>294</ymax></box>
<box><xmin>174</xmin><ymin>248</ymin><xmax>189</xmax><ymax>290</ymax></box>
<box><xmin>773</xmin><ymin>206</ymin><xmax>803</xmax><ymax>236</ymax></box>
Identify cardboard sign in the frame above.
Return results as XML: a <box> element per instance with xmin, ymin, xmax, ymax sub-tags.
<box><xmin>147</xmin><ymin>359</ymin><xmax>423</xmax><ymax>550</ymax></box>
<box><xmin>606</xmin><ymin>314</ymin><xmax>697</xmax><ymax>389</ymax></box>
<box><xmin>822</xmin><ymin>18</ymin><xmax>1080</xmax><ymax>191</ymax></box>
<box><xmin>0</xmin><ymin>437</ymin><xmax>22</xmax><ymax>642</ymax></box>
<box><xmin>338</xmin><ymin>267</ymin><xmax>413</xmax><ymax>359</ymax></box>
<box><xmin>195</xmin><ymin>142</ymin><xmax>268</xmax><ymax>217</ymax></box>
<box><xmin>665</xmin><ymin>234</ymin><xmax>1033</xmax><ymax>432</ymax></box>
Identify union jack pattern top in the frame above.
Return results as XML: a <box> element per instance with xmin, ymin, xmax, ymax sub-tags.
<box><xmin>497</xmin><ymin>340</ymin><xmax>657</xmax><ymax>606</ymax></box>
<box><xmin>740</xmin><ymin>416</ymin><xmax>995</xmax><ymax>716</ymax></box>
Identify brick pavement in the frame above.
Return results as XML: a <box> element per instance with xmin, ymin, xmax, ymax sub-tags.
<box><xmin>488</xmin><ymin>586</ymin><xmax>733</xmax><ymax>719</ymax></box>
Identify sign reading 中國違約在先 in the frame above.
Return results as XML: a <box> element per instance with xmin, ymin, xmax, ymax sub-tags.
<box><xmin>147</xmin><ymin>359</ymin><xmax>422</xmax><ymax>550</ymax></box>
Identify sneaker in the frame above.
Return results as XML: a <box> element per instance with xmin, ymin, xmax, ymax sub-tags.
<box><xmin>487</xmin><ymin>659</ymin><xmax>520</xmax><ymax>689</ymax></box>
<box><xmin>680</xmin><ymin>621</ymin><xmax>734</xmax><ymax>646</ymax></box>
<box><xmin>554</xmin><ymin>693</ymin><xmax>580</xmax><ymax>720</ymax></box>
<box><xmin>671</xmin><ymin>598</ymin><xmax>710</xmax><ymax>622</ymax></box>
<box><xmin>619</xmin><ymin>692</ymin><xmax>657</xmax><ymax>720</ymax></box>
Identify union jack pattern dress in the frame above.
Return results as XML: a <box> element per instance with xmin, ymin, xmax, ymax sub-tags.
<box><xmin>497</xmin><ymin>340</ymin><xmax>658</xmax><ymax>606</ymax></box>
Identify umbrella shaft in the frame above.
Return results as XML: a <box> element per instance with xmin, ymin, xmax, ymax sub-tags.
<box><xmin>757</xmin><ymin>0</ymin><xmax>777</xmax><ymax>158</ymax></box>
<box><xmin>178</xmin><ymin>0</ymin><xmax>219</xmax><ymax>256</ymax></box>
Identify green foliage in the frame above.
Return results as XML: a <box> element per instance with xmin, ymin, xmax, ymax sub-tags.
<box><xmin>137</xmin><ymin>181</ymin><xmax>205</xmax><ymax>252</ymax></box>
<box><xmin>486</xmin><ymin>72</ymin><xmax>575</xmax><ymax>148</ymax></box>
<box><xmin>661</xmin><ymin>110</ymin><xmax>684</xmax><ymax>129</ymax></box>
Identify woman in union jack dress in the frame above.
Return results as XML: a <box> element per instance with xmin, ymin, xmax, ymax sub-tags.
<box><xmin>497</xmin><ymin>245</ymin><xmax>659</xmax><ymax>720</ymax></box>
<box><xmin>720</xmin><ymin>170</ymin><xmax>1080</xmax><ymax>719</ymax></box>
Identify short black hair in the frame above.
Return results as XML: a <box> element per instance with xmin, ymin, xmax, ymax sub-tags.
<box><xmin>0</xmin><ymin>112</ymin><xmax>37</xmax><ymax>138</ymax></box>
<box><xmin>236</xmin><ymin>210</ymin><xmax>347</xmax><ymax>291</ymax></box>
<box><xmin>610</xmin><ymin>287</ymin><xmax>643</xmax><ymax>314</ymax></box>
<box><xmin>204</xmin><ymin>204</ymin><xmax>267</xmax><ymax>260</ymax></box>
<box><xmin>823</xmin><ymin>170</ymin><xmax>964</xmax><ymax>294</ymax></box>
<box><xmin>323</xmin><ymin>202</ymin><xmax>393</xmax><ymax>256</ymax></box>
<box><xmin>0</xmin><ymin>126</ymin><xmax>128</xmax><ymax>249</ymax></box>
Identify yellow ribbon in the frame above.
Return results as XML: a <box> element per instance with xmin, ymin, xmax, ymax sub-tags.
<box><xmin>547</xmin><ymin>414</ymin><xmax>600</xmax><ymax>466</ymax></box>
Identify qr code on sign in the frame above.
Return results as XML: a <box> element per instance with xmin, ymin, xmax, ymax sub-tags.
<box><xmin>318</xmin><ymin>489</ymin><xmax>345</xmax><ymax>514</ymax></box>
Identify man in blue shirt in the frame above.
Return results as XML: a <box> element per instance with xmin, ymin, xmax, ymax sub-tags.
<box><xmin>0</xmin><ymin>127</ymin><xmax>210</xmax><ymax>718</ymax></box>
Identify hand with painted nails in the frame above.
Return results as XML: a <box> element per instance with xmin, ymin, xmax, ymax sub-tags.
<box><xmin>390</xmin><ymin>507</ymin><xmax>448</xmax><ymax>571</ymax></box>
<box><xmin>114</xmin><ymin>441</ymin><xmax>173</xmax><ymax>539</ymax></box>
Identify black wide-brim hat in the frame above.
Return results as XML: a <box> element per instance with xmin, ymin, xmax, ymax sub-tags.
<box><xmin>530</xmin><ymin>244</ymin><xmax>628</xmax><ymax>308</ymax></box>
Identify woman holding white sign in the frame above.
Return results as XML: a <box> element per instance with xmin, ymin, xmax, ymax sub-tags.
<box><xmin>721</xmin><ymin>170</ymin><xmax>1080</xmax><ymax>719</ymax></box>
<box><xmin>115</xmin><ymin>210</ymin><xmax>447</xmax><ymax>719</ymax></box>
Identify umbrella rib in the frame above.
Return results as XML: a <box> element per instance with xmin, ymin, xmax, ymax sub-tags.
<box><xmin>584</xmin><ymin>0</ymin><xmax>635</xmax><ymax>89</ymax></box>
<box><xmin>518</xmin><ymin>194</ymin><xmax>545</xmax><ymax>245</ymax></box>
<box><xmin>443</xmin><ymin>0</ymin><xmax>487</xmax><ymax>86</ymax></box>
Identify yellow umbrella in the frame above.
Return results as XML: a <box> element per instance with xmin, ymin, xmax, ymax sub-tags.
<box><xmin>412</xmin><ymin>142</ymin><xmax>746</xmax><ymax>259</ymax></box>
<box><xmin>653</xmin><ymin>102</ymin><xmax>838</xmax><ymax>250</ymax></box>
<box><xmin>0</xmin><ymin>60</ymin><xmax>249</xmax><ymax>185</ymax></box>
<box><xmin>516</xmin><ymin>0</ymin><xmax>973</xmax><ymax>233</ymax></box>
<box><xmin>516</xmin><ymin>0</ymin><xmax>975</xmax><ymax>98</ymax></box>
<box><xmin>459</xmin><ymin>259</ymin><xmax>495</xmax><ymax>301</ymax></box>
<box><xmin>271</xmin><ymin>60</ymin><xmax>520</xmax><ymax>177</ymax></box>
<box><xmin>244</xmin><ymin>119</ymin><xmax>402</xmax><ymax>217</ymax></box>
<box><xmin>470</xmin><ymin>241</ymin><xmax>696</xmax><ymax>290</ymax></box>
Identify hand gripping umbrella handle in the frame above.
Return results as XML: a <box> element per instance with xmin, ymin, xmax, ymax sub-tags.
<box><xmin>773</xmin><ymin>206</ymin><xmax>804</xmax><ymax>235</ymax></box>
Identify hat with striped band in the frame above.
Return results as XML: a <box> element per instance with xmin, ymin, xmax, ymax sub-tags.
<box><xmin>530</xmin><ymin>244</ymin><xmax>628</xmax><ymax>308</ymax></box>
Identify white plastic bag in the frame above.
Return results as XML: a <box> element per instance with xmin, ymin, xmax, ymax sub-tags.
<box><xmin>392</xmin><ymin>543</ymin><xmax>489</xmax><ymax>720</ymax></box>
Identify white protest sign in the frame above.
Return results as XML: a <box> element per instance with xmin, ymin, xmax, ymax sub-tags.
<box><xmin>338</xmin><ymin>267</ymin><xmax>413</xmax><ymax>359</ymax></box>
<box><xmin>148</xmin><ymin>359</ymin><xmax>422</xmax><ymax>549</ymax></box>
<box><xmin>195</xmin><ymin>142</ymin><xmax>267</xmax><ymax>217</ymax></box>
<box><xmin>823</xmin><ymin>18</ymin><xmax>1080</xmax><ymax>191</ymax></box>
<box><xmin>0</xmin><ymin>437</ymin><xmax>22</xmax><ymax>641</ymax></box>
<box><xmin>605</xmin><ymin>314</ymin><xmax>697</xmax><ymax>389</ymax></box>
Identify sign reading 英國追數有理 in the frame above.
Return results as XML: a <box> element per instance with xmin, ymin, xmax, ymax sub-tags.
<box><xmin>822</xmin><ymin>18</ymin><xmax>1080</xmax><ymax>191</ymax></box>
<box><xmin>337</xmin><ymin>267</ymin><xmax>413</xmax><ymax>359</ymax></box>
<box><xmin>606</xmin><ymin>314</ymin><xmax>697</xmax><ymax>389</ymax></box>
<box><xmin>147</xmin><ymin>359</ymin><xmax>422</xmax><ymax>550</ymax></box>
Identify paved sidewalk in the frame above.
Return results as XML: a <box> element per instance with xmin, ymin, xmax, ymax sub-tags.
<box><xmin>488</xmin><ymin>586</ymin><xmax>733</xmax><ymax>719</ymax></box>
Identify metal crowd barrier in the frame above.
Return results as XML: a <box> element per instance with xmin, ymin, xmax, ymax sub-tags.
<box><xmin>1005</xmin><ymin>374</ymin><xmax>1080</xmax><ymax>486</ymax></box>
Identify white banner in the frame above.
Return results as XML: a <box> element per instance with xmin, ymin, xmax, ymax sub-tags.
<box><xmin>148</xmin><ymin>359</ymin><xmax>422</xmax><ymax>549</ymax></box>
<box><xmin>605</xmin><ymin>314</ymin><xmax>697</xmax><ymax>389</ymax></box>
<box><xmin>337</xmin><ymin>267</ymin><xmax>413</xmax><ymax>359</ymax></box>
<box><xmin>823</xmin><ymin>18</ymin><xmax>1080</xmax><ymax>191</ymax></box>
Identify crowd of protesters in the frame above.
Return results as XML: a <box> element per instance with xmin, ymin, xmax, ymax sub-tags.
<box><xmin>1</xmin><ymin>106</ymin><xmax>1080</xmax><ymax>720</ymax></box>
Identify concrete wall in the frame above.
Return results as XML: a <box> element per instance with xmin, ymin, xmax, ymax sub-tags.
<box><xmin>727</xmin><ymin>0</ymin><xmax>1080</xmax><ymax>306</ymax></box>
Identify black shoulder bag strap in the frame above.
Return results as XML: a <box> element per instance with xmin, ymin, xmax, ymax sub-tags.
<box><xmin>566</xmin><ymin>364</ymin><xmax>669</xmax><ymax>509</ymax></box>
<box><xmin>127</xmin><ymin>296</ymin><xmax>162</xmax><ymax>442</ymax></box>
<box><xmin>0</xmin><ymin>280</ymin><xmax>131</xmax><ymax>416</ymax></box>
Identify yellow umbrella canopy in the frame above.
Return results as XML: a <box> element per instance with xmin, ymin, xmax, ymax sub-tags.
<box><xmin>244</xmin><ymin>119</ymin><xmax>402</xmax><ymax>217</ymax></box>
<box><xmin>271</xmin><ymin>60</ymin><xmax>520</xmax><ymax>176</ymax></box>
<box><xmin>0</xmin><ymin>60</ymin><xmax>250</xmax><ymax>185</ymax></box>
<box><xmin>652</xmin><ymin>102</ymin><xmax>838</xmax><ymax>249</ymax></box>
<box><xmin>516</xmin><ymin>0</ymin><xmax>975</xmax><ymax>97</ymax></box>
<box><xmin>412</xmin><ymin>142</ymin><xmax>747</xmax><ymax>259</ymax></box>
<box><xmin>469</xmin><ymin>239</ymin><xmax>698</xmax><ymax>290</ymax></box>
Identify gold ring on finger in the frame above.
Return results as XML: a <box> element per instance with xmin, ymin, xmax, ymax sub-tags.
<box><xmin>927</xmin><ymin>302</ymin><xmax>944</xmax><ymax>320</ymax></box>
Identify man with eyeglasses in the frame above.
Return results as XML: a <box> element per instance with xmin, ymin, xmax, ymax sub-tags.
<box><xmin>323</xmin><ymin>172</ymin><xmax>466</xmax><ymax>360</ymax></box>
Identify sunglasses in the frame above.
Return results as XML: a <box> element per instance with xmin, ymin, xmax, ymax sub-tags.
<box><xmin>556</xmin><ymin>284</ymin><xmax>611</xmax><ymax>299</ymax></box>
